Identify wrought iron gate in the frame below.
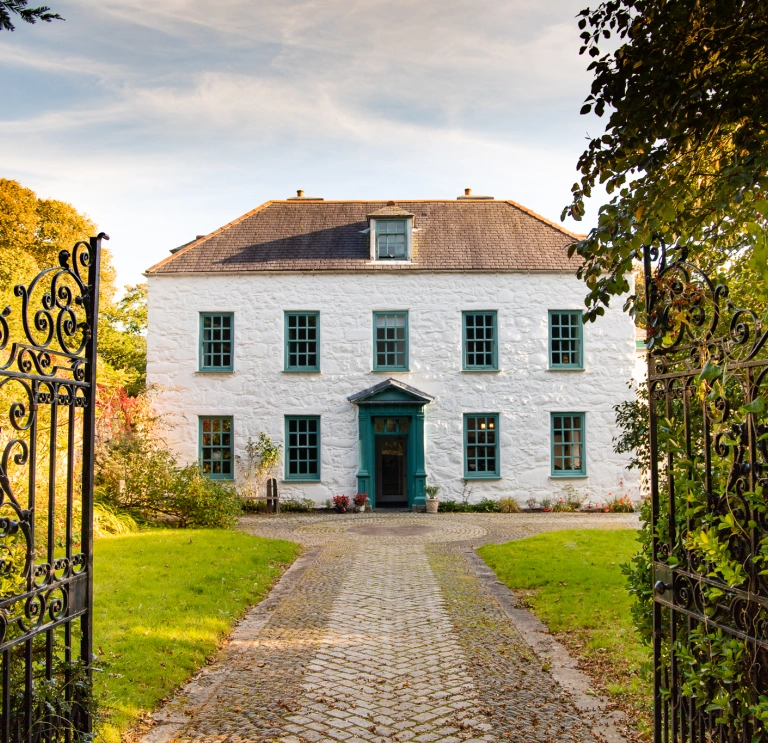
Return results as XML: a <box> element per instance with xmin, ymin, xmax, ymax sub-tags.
<box><xmin>0</xmin><ymin>236</ymin><xmax>104</xmax><ymax>742</ymax></box>
<box><xmin>645</xmin><ymin>245</ymin><xmax>768</xmax><ymax>742</ymax></box>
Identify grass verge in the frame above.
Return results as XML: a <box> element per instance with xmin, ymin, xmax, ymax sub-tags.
<box><xmin>478</xmin><ymin>529</ymin><xmax>651</xmax><ymax>740</ymax></box>
<box><xmin>94</xmin><ymin>529</ymin><xmax>300</xmax><ymax>740</ymax></box>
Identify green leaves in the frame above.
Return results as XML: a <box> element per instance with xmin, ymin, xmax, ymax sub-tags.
<box><xmin>697</xmin><ymin>360</ymin><xmax>723</xmax><ymax>383</ymax></box>
<box><xmin>565</xmin><ymin>0</ymin><xmax>768</xmax><ymax>322</ymax></box>
<box><xmin>740</xmin><ymin>396</ymin><xmax>765</xmax><ymax>414</ymax></box>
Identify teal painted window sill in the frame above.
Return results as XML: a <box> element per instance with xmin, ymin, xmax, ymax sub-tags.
<box><xmin>547</xmin><ymin>367</ymin><xmax>585</xmax><ymax>372</ymax></box>
<box><xmin>197</xmin><ymin>370</ymin><xmax>235</xmax><ymax>374</ymax></box>
<box><xmin>461</xmin><ymin>369</ymin><xmax>502</xmax><ymax>374</ymax></box>
<box><xmin>282</xmin><ymin>370</ymin><xmax>322</xmax><ymax>374</ymax></box>
<box><xmin>549</xmin><ymin>474</ymin><xmax>589</xmax><ymax>479</ymax></box>
<box><xmin>463</xmin><ymin>475</ymin><xmax>502</xmax><ymax>481</ymax></box>
<box><xmin>282</xmin><ymin>478</ymin><xmax>321</xmax><ymax>483</ymax></box>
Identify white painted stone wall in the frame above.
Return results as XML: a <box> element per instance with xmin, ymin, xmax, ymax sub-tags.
<box><xmin>146</xmin><ymin>271</ymin><xmax>640</xmax><ymax>506</ymax></box>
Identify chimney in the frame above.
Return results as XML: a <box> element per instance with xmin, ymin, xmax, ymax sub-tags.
<box><xmin>287</xmin><ymin>190</ymin><xmax>324</xmax><ymax>201</ymax></box>
<box><xmin>457</xmin><ymin>187</ymin><xmax>494</xmax><ymax>200</ymax></box>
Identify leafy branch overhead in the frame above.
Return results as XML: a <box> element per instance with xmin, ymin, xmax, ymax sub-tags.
<box><xmin>0</xmin><ymin>0</ymin><xmax>62</xmax><ymax>30</ymax></box>
<box><xmin>563</xmin><ymin>0</ymin><xmax>768</xmax><ymax>321</ymax></box>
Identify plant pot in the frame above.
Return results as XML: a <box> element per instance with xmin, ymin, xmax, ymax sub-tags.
<box><xmin>425</xmin><ymin>498</ymin><xmax>439</xmax><ymax>514</ymax></box>
<box><xmin>335</xmin><ymin>507</ymin><xmax>347</xmax><ymax>514</ymax></box>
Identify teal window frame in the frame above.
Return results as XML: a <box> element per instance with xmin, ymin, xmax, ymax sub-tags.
<box><xmin>285</xmin><ymin>415</ymin><xmax>321</xmax><ymax>481</ymax></box>
<box><xmin>548</xmin><ymin>310</ymin><xmax>583</xmax><ymax>369</ymax></box>
<box><xmin>376</xmin><ymin>220</ymin><xmax>408</xmax><ymax>260</ymax></box>
<box><xmin>373</xmin><ymin>311</ymin><xmax>409</xmax><ymax>371</ymax></box>
<box><xmin>199</xmin><ymin>312</ymin><xmax>234</xmax><ymax>372</ymax></box>
<box><xmin>199</xmin><ymin>416</ymin><xmax>234</xmax><ymax>480</ymax></box>
<box><xmin>551</xmin><ymin>412</ymin><xmax>587</xmax><ymax>477</ymax></box>
<box><xmin>463</xmin><ymin>311</ymin><xmax>498</xmax><ymax>370</ymax></box>
<box><xmin>463</xmin><ymin>413</ymin><xmax>500</xmax><ymax>479</ymax></box>
<box><xmin>284</xmin><ymin>311</ymin><xmax>320</xmax><ymax>372</ymax></box>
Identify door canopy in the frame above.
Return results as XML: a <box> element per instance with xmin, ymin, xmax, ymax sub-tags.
<box><xmin>347</xmin><ymin>378</ymin><xmax>434</xmax><ymax>407</ymax></box>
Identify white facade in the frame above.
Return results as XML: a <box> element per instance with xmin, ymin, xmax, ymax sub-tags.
<box><xmin>146</xmin><ymin>269</ymin><xmax>639</xmax><ymax>506</ymax></box>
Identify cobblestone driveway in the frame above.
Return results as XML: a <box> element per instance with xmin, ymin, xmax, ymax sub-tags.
<box><xmin>153</xmin><ymin>512</ymin><xmax>638</xmax><ymax>743</ymax></box>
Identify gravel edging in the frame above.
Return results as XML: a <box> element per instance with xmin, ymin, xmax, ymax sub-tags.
<box><xmin>460</xmin><ymin>548</ymin><xmax>630</xmax><ymax>743</ymax></box>
<box><xmin>141</xmin><ymin>546</ymin><xmax>323</xmax><ymax>743</ymax></box>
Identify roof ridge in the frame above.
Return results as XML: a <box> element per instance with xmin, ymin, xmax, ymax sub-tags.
<box><xmin>145</xmin><ymin>200</ymin><xmax>274</xmax><ymax>274</ymax></box>
<box><xmin>502</xmin><ymin>200</ymin><xmax>585</xmax><ymax>241</ymax></box>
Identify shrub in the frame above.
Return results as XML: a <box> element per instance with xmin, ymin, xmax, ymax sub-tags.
<box><xmin>94</xmin><ymin>502</ymin><xmax>139</xmax><ymax>537</ymax></box>
<box><xmin>472</xmin><ymin>497</ymin><xmax>500</xmax><ymax>513</ymax></box>
<box><xmin>236</xmin><ymin>433</ymin><xmax>282</xmax><ymax>501</ymax></box>
<box><xmin>437</xmin><ymin>499</ymin><xmax>471</xmax><ymax>512</ymax></box>
<box><xmin>95</xmin><ymin>391</ymin><xmax>241</xmax><ymax>529</ymax></box>
<box><xmin>497</xmin><ymin>497</ymin><xmax>521</xmax><ymax>513</ymax></box>
<box><xmin>280</xmin><ymin>498</ymin><xmax>315</xmax><ymax>513</ymax></box>
<box><xmin>436</xmin><ymin>498</ymin><xmax>502</xmax><ymax>513</ymax></box>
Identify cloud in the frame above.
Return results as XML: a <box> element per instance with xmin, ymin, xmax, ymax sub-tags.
<box><xmin>0</xmin><ymin>0</ymin><xmax>602</xmax><ymax>286</ymax></box>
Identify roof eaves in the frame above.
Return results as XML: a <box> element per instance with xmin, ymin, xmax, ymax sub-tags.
<box><xmin>145</xmin><ymin>200</ymin><xmax>275</xmax><ymax>274</ymax></box>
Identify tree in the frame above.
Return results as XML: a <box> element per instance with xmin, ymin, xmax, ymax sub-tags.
<box><xmin>0</xmin><ymin>0</ymin><xmax>62</xmax><ymax>30</ymax></box>
<box><xmin>0</xmin><ymin>179</ymin><xmax>151</xmax><ymax>392</ymax></box>
<box><xmin>563</xmin><ymin>0</ymin><xmax>768</xmax><ymax>322</ymax></box>
<box><xmin>98</xmin><ymin>284</ymin><xmax>148</xmax><ymax>397</ymax></box>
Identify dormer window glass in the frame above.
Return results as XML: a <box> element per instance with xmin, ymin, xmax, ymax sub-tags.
<box><xmin>376</xmin><ymin>221</ymin><xmax>407</xmax><ymax>260</ymax></box>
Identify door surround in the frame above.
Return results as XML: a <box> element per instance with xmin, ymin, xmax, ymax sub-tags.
<box><xmin>348</xmin><ymin>378</ymin><xmax>434</xmax><ymax>509</ymax></box>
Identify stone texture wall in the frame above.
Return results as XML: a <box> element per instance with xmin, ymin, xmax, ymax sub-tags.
<box><xmin>146</xmin><ymin>271</ymin><xmax>639</xmax><ymax>505</ymax></box>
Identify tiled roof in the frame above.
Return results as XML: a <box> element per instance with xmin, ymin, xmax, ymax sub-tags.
<box><xmin>146</xmin><ymin>200</ymin><xmax>583</xmax><ymax>274</ymax></box>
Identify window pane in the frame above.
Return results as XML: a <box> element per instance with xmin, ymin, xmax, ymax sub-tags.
<box><xmin>373</xmin><ymin>313</ymin><xmax>408</xmax><ymax>370</ymax></box>
<box><xmin>285</xmin><ymin>313</ymin><xmax>319</xmax><ymax>370</ymax></box>
<box><xmin>200</xmin><ymin>417</ymin><xmax>233</xmax><ymax>479</ymax></box>
<box><xmin>201</xmin><ymin>314</ymin><xmax>233</xmax><ymax>370</ymax></box>
<box><xmin>552</xmin><ymin>413</ymin><xmax>585</xmax><ymax>475</ymax></box>
<box><xmin>464</xmin><ymin>415</ymin><xmax>499</xmax><ymax>477</ymax></box>
<box><xmin>549</xmin><ymin>311</ymin><xmax>582</xmax><ymax>368</ymax></box>
<box><xmin>464</xmin><ymin>312</ymin><xmax>496</xmax><ymax>369</ymax></box>
<box><xmin>286</xmin><ymin>416</ymin><xmax>320</xmax><ymax>480</ymax></box>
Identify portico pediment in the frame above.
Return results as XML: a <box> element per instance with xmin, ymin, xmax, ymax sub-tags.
<box><xmin>348</xmin><ymin>378</ymin><xmax>434</xmax><ymax>406</ymax></box>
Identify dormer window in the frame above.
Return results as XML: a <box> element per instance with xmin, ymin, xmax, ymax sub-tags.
<box><xmin>377</xmin><ymin>220</ymin><xmax>407</xmax><ymax>260</ymax></box>
<box><xmin>367</xmin><ymin>203</ymin><xmax>415</xmax><ymax>262</ymax></box>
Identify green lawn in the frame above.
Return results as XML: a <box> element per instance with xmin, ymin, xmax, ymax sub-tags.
<box><xmin>478</xmin><ymin>530</ymin><xmax>651</xmax><ymax>737</ymax></box>
<box><xmin>93</xmin><ymin>529</ymin><xmax>300</xmax><ymax>740</ymax></box>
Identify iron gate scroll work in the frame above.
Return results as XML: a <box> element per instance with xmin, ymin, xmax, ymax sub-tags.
<box><xmin>0</xmin><ymin>236</ymin><xmax>104</xmax><ymax>742</ymax></box>
<box><xmin>645</xmin><ymin>245</ymin><xmax>768</xmax><ymax>743</ymax></box>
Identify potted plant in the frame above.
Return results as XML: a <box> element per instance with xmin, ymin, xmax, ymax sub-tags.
<box><xmin>353</xmin><ymin>493</ymin><xmax>368</xmax><ymax>513</ymax></box>
<box><xmin>332</xmin><ymin>494</ymin><xmax>350</xmax><ymax>514</ymax></box>
<box><xmin>425</xmin><ymin>484</ymin><xmax>440</xmax><ymax>513</ymax></box>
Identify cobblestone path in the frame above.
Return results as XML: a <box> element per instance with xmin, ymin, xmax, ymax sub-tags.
<box><xmin>156</xmin><ymin>512</ymin><xmax>637</xmax><ymax>743</ymax></box>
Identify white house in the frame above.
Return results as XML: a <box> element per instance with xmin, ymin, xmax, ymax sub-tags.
<box><xmin>145</xmin><ymin>191</ymin><xmax>638</xmax><ymax>508</ymax></box>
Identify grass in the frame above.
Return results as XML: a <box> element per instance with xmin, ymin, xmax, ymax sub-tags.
<box><xmin>93</xmin><ymin>529</ymin><xmax>300</xmax><ymax>740</ymax></box>
<box><xmin>478</xmin><ymin>529</ymin><xmax>651</xmax><ymax>739</ymax></box>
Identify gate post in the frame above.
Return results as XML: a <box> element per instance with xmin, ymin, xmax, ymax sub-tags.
<box><xmin>79</xmin><ymin>233</ymin><xmax>106</xmax><ymax>734</ymax></box>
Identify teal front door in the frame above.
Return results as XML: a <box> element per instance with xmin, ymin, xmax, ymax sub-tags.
<box><xmin>375</xmin><ymin>435</ymin><xmax>408</xmax><ymax>507</ymax></box>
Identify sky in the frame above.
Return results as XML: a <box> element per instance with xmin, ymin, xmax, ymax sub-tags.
<box><xmin>1</xmin><ymin>0</ymin><xmax>607</xmax><ymax>291</ymax></box>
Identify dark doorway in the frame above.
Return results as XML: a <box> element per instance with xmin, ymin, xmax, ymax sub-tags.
<box><xmin>375</xmin><ymin>436</ymin><xmax>408</xmax><ymax>507</ymax></box>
